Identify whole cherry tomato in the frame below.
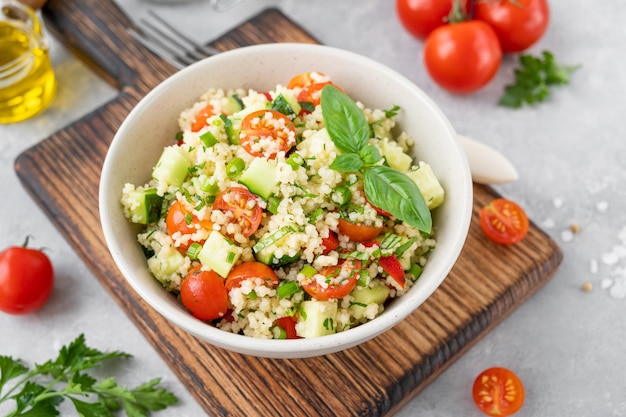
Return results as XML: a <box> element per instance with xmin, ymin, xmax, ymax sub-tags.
<box><xmin>337</xmin><ymin>218</ymin><xmax>384</xmax><ymax>242</ymax></box>
<box><xmin>302</xmin><ymin>259</ymin><xmax>361</xmax><ymax>301</ymax></box>
<box><xmin>474</xmin><ymin>0</ymin><xmax>550</xmax><ymax>53</ymax></box>
<box><xmin>213</xmin><ymin>187</ymin><xmax>263</xmax><ymax>238</ymax></box>
<box><xmin>180</xmin><ymin>266</ymin><xmax>229</xmax><ymax>321</ymax></box>
<box><xmin>479</xmin><ymin>198</ymin><xmax>529</xmax><ymax>245</ymax></box>
<box><xmin>395</xmin><ymin>0</ymin><xmax>469</xmax><ymax>39</ymax></box>
<box><xmin>472</xmin><ymin>367</ymin><xmax>525</xmax><ymax>416</ymax></box>
<box><xmin>423</xmin><ymin>20</ymin><xmax>502</xmax><ymax>94</ymax></box>
<box><xmin>225</xmin><ymin>261</ymin><xmax>279</xmax><ymax>291</ymax></box>
<box><xmin>239</xmin><ymin>110</ymin><xmax>296</xmax><ymax>159</ymax></box>
<box><xmin>0</xmin><ymin>238</ymin><xmax>54</xmax><ymax>315</ymax></box>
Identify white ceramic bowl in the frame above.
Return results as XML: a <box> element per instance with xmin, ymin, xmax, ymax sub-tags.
<box><xmin>99</xmin><ymin>43</ymin><xmax>473</xmax><ymax>358</ymax></box>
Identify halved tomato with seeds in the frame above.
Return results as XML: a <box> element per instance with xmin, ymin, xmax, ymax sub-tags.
<box><xmin>213</xmin><ymin>187</ymin><xmax>262</xmax><ymax>238</ymax></box>
<box><xmin>239</xmin><ymin>110</ymin><xmax>296</xmax><ymax>159</ymax></box>
<box><xmin>302</xmin><ymin>258</ymin><xmax>362</xmax><ymax>301</ymax></box>
<box><xmin>479</xmin><ymin>198</ymin><xmax>529</xmax><ymax>245</ymax></box>
<box><xmin>472</xmin><ymin>367</ymin><xmax>525</xmax><ymax>416</ymax></box>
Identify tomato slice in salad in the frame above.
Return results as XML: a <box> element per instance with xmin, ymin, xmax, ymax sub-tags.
<box><xmin>302</xmin><ymin>259</ymin><xmax>361</xmax><ymax>301</ymax></box>
<box><xmin>180</xmin><ymin>267</ymin><xmax>229</xmax><ymax>321</ymax></box>
<box><xmin>239</xmin><ymin>110</ymin><xmax>296</xmax><ymax>159</ymax></box>
<box><xmin>274</xmin><ymin>316</ymin><xmax>301</xmax><ymax>339</ymax></box>
<box><xmin>190</xmin><ymin>103</ymin><xmax>216</xmax><ymax>132</ymax></box>
<box><xmin>225</xmin><ymin>261</ymin><xmax>279</xmax><ymax>291</ymax></box>
<box><xmin>286</xmin><ymin>71</ymin><xmax>330</xmax><ymax>89</ymax></box>
<box><xmin>320</xmin><ymin>231</ymin><xmax>339</xmax><ymax>255</ymax></box>
<box><xmin>337</xmin><ymin>218</ymin><xmax>384</xmax><ymax>242</ymax></box>
<box><xmin>213</xmin><ymin>187</ymin><xmax>263</xmax><ymax>238</ymax></box>
<box><xmin>479</xmin><ymin>198</ymin><xmax>529</xmax><ymax>245</ymax></box>
<box><xmin>166</xmin><ymin>200</ymin><xmax>213</xmax><ymax>251</ymax></box>
<box><xmin>472</xmin><ymin>367</ymin><xmax>525</xmax><ymax>416</ymax></box>
<box><xmin>378</xmin><ymin>255</ymin><xmax>405</xmax><ymax>289</ymax></box>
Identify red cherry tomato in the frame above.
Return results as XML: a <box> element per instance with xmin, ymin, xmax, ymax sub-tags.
<box><xmin>213</xmin><ymin>187</ymin><xmax>263</xmax><ymax>238</ymax></box>
<box><xmin>191</xmin><ymin>103</ymin><xmax>216</xmax><ymax>132</ymax></box>
<box><xmin>166</xmin><ymin>200</ymin><xmax>213</xmax><ymax>252</ymax></box>
<box><xmin>320</xmin><ymin>231</ymin><xmax>339</xmax><ymax>255</ymax></box>
<box><xmin>479</xmin><ymin>198</ymin><xmax>529</xmax><ymax>245</ymax></box>
<box><xmin>225</xmin><ymin>261</ymin><xmax>279</xmax><ymax>291</ymax></box>
<box><xmin>378</xmin><ymin>255</ymin><xmax>405</xmax><ymax>289</ymax></box>
<box><xmin>337</xmin><ymin>218</ymin><xmax>384</xmax><ymax>242</ymax></box>
<box><xmin>0</xmin><ymin>239</ymin><xmax>54</xmax><ymax>315</ymax></box>
<box><xmin>287</xmin><ymin>71</ymin><xmax>330</xmax><ymax>89</ymax></box>
<box><xmin>474</xmin><ymin>0</ymin><xmax>550</xmax><ymax>53</ymax></box>
<box><xmin>302</xmin><ymin>259</ymin><xmax>362</xmax><ymax>301</ymax></box>
<box><xmin>423</xmin><ymin>20</ymin><xmax>502</xmax><ymax>94</ymax></box>
<box><xmin>180</xmin><ymin>266</ymin><xmax>229</xmax><ymax>321</ymax></box>
<box><xmin>239</xmin><ymin>110</ymin><xmax>296</xmax><ymax>159</ymax></box>
<box><xmin>365</xmin><ymin>196</ymin><xmax>391</xmax><ymax>217</ymax></box>
<box><xmin>472</xmin><ymin>367</ymin><xmax>525</xmax><ymax>416</ymax></box>
<box><xmin>395</xmin><ymin>0</ymin><xmax>469</xmax><ymax>39</ymax></box>
<box><xmin>274</xmin><ymin>316</ymin><xmax>301</xmax><ymax>339</ymax></box>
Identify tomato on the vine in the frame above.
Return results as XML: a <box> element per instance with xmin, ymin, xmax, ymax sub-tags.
<box><xmin>180</xmin><ymin>266</ymin><xmax>229</xmax><ymax>321</ymax></box>
<box><xmin>302</xmin><ymin>259</ymin><xmax>361</xmax><ymax>301</ymax></box>
<box><xmin>479</xmin><ymin>198</ymin><xmax>529</xmax><ymax>245</ymax></box>
<box><xmin>396</xmin><ymin>0</ymin><xmax>469</xmax><ymax>39</ymax></box>
<box><xmin>472</xmin><ymin>367</ymin><xmax>525</xmax><ymax>416</ymax></box>
<box><xmin>213</xmin><ymin>187</ymin><xmax>263</xmax><ymax>238</ymax></box>
<box><xmin>225</xmin><ymin>261</ymin><xmax>279</xmax><ymax>291</ymax></box>
<box><xmin>239</xmin><ymin>110</ymin><xmax>296</xmax><ymax>159</ymax></box>
<box><xmin>0</xmin><ymin>238</ymin><xmax>54</xmax><ymax>315</ymax></box>
<box><xmin>423</xmin><ymin>20</ymin><xmax>502</xmax><ymax>94</ymax></box>
<box><xmin>474</xmin><ymin>0</ymin><xmax>550</xmax><ymax>53</ymax></box>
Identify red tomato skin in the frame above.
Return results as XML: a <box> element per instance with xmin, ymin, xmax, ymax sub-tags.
<box><xmin>423</xmin><ymin>20</ymin><xmax>502</xmax><ymax>94</ymax></box>
<box><xmin>379</xmin><ymin>255</ymin><xmax>406</xmax><ymax>289</ymax></box>
<box><xmin>225</xmin><ymin>261</ymin><xmax>279</xmax><ymax>291</ymax></box>
<box><xmin>321</xmin><ymin>231</ymin><xmax>339</xmax><ymax>255</ymax></box>
<box><xmin>180</xmin><ymin>267</ymin><xmax>229</xmax><ymax>321</ymax></box>
<box><xmin>479</xmin><ymin>198</ymin><xmax>529</xmax><ymax>245</ymax></box>
<box><xmin>213</xmin><ymin>187</ymin><xmax>263</xmax><ymax>238</ymax></box>
<box><xmin>0</xmin><ymin>246</ymin><xmax>54</xmax><ymax>315</ymax></box>
<box><xmin>337</xmin><ymin>218</ymin><xmax>384</xmax><ymax>242</ymax></box>
<box><xmin>275</xmin><ymin>317</ymin><xmax>301</xmax><ymax>339</ymax></box>
<box><xmin>396</xmin><ymin>0</ymin><xmax>468</xmax><ymax>39</ymax></box>
<box><xmin>474</xmin><ymin>0</ymin><xmax>550</xmax><ymax>53</ymax></box>
<box><xmin>472</xmin><ymin>367</ymin><xmax>525</xmax><ymax>416</ymax></box>
<box><xmin>191</xmin><ymin>104</ymin><xmax>216</xmax><ymax>132</ymax></box>
<box><xmin>166</xmin><ymin>200</ymin><xmax>213</xmax><ymax>252</ymax></box>
<box><xmin>302</xmin><ymin>259</ymin><xmax>362</xmax><ymax>301</ymax></box>
<box><xmin>239</xmin><ymin>110</ymin><xmax>296</xmax><ymax>159</ymax></box>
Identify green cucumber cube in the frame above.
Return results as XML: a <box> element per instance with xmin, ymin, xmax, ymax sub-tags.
<box><xmin>147</xmin><ymin>246</ymin><xmax>186</xmax><ymax>287</ymax></box>
<box><xmin>407</xmin><ymin>163</ymin><xmax>445</xmax><ymax>209</ymax></box>
<box><xmin>296</xmin><ymin>300</ymin><xmax>338</xmax><ymax>338</ymax></box>
<box><xmin>125</xmin><ymin>188</ymin><xmax>163</xmax><ymax>224</ymax></box>
<box><xmin>239</xmin><ymin>157</ymin><xmax>278</xmax><ymax>200</ymax></box>
<box><xmin>349</xmin><ymin>281</ymin><xmax>390</xmax><ymax>320</ymax></box>
<box><xmin>152</xmin><ymin>146</ymin><xmax>191</xmax><ymax>187</ymax></box>
<box><xmin>198</xmin><ymin>230</ymin><xmax>242</xmax><ymax>278</ymax></box>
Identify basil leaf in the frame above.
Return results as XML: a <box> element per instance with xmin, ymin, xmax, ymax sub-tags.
<box><xmin>363</xmin><ymin>165</ymin><xmax>432</xmax><ymax>233</ymax></box>
<box><xmin>359</xmin><ymin>145</ymin><xmax>382</xmax><ymax>165</ymax></box>
<box><xmin>330</xmin><ymin>153</ymin><xmax>363</xmax><ymax>172</ymax></box>
<box><xmin>321</xmin><ymin>85</ymin><xmax>369</xmax><ymax>154</ymax></box>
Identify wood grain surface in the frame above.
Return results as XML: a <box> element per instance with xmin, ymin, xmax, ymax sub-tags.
<box><xmin>14</xmin><ymin>1</ymin><xmax>563</xmax><ymax>416</ymax></box>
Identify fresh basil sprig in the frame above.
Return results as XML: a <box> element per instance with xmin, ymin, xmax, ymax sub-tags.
<box><xmin>321</xmin><ymin>85</ymin><xmax>432</xmax><ymax>233</ymax></box>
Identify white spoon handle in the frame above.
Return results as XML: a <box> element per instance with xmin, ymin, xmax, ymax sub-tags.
<box><xmin>458</xmin><ymin>134</ymin><xmax>519</xmax><ymax>185</ymax></box>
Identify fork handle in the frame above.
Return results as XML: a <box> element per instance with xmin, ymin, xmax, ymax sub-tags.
<box><xmin>42</xmin><ymin>0</ymin><xmax>175</xmax><ymax>91</ymax></box>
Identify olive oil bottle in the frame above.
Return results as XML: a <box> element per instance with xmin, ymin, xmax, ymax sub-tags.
<box><xmin>0</xmin><ymin>1</ymin><xmax>56</xmax><ymax>124</ymax></box>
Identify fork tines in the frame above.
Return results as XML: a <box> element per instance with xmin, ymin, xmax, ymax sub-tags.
<box><xmin>128</xmin><ymin>10</ymin><xmax>220</xmax><ymax>70</ymax></box>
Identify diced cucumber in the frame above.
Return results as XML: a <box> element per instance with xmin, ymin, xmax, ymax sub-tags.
<box><xmin>254</xmin><ymin>225</ymin><xmax>301</xmax><ymax>266</ymax></box>
<box><xmin>198</xmin><ymin>230</ymin><xmax>242</xmax><ymax>278</ymax></box>
<box><xmin>125</xmin><ymin>188</ymin><xmax>163</xmax><ymax>224</ymax></box>
<box><xmin>223</xmin><ymin>94</ymin><xmax>244</xmax><ymax>115</ymax></box>
<box><xmin>296</xmin><ymin>300</ymin><xmax>338</xmax><ymax>338</ymax></box>
<box><xmin>348</xmin><ymin>280</ymin><xmax>390</xmax><ymax>320</ymax></box>
<box><xmin>297</xmin><ymin>127</ymin><xmax>334</xmax><ymax>155</ymax></box>
<box><xmin>152</xmin><ymin>146</ymin><xmax>191</xmax><ymax>187</ymax></box>
<box><xmin>147</xmin><ymin>246</ymin><xmax>185</xmax><ymax>286</ymax></box>
<box><xmin>407</xmin><ymin>163</ymin><xmax>445</xmax><ymax>209</ymax></box>
<box><xmin>381</xmin><ymin>139</ymin><xmax>412</xmax><ymax>172</ymax></box>
<box><xmin>219</xmin><ymin>114</ymin><xmax>240</xmax><ymax>145</ymax></box>
<box><xmin>270</xmin><ymin>92</ymin><xmax>301</xmax><ymax>118</ymax></box>
<box><xmin>239</xmin><ymin>157</ymin><xmax>278</xmax><ymax>200</ymax></box>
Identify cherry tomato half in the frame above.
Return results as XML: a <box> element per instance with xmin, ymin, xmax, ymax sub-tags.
<box><xmin>274</xmin><ymin>316</ymin><xmax>301</xmax><ymax>339</ymax></box>
<box><xmin>0</xmin><ymin>241</ymin><xmax>54</xmax><ymax>315</ymax></box>
<box><xmin>479</xmin><ymin>198</ymin><xmax>529</xmax><ymax>245</ymax></box>
<box><xmin>423</xmin><ymin>20</ymin><xmax>502</xmax><ymax>94</ymax></box>
<box><xmin>191</xmin><ymin>103</ymin><xmax>216</xmax><ymax>132</ymax></box>
<box><xmin>166</xmin><ymin>200</ymin><xmax>213</xmax><ymax>252</ymax></box>
<box><xmin>320</xmin><ymin>231</ymin><xmax>339</xmax><ymax>255</ymax></box>
<box><xmin>225</xmin><ymin>261</ymin><xmax>279</xmax><ymax>291</ymax></box>
<box><xmin>337</xmin><ymin>218</ymin><xmax>384</xmax><ymax>242</ymax></box>
<box><xmin>395</xmin><ymin>0</ymin><xmax>469</xmax><ymax>39</ymax></box>
<box><xmin>378</xmin><ymin>255</ymin><xmax>406</xmax><ymax>289</ymax></box>
<box><xmin>472</xmin><ymin>367</ymin><xmax>525</xmax><ymax>416</ymax></box>
<box><xmin>213</xmin><ymin>187</ymin><xmax>263</xmax><ymax>238</ymax></box>
<box><xmin>302</xmin><ymin>259</ymin><xmax>361</xmax><ymax>301</ymax></box>
<box><xmin>474</xmin><ymin>0</ymin><xmax>550</xmax><ymax>53</ymax></box>
<box><xmin>287</xmin><ymin>71</ymin><xmax>330</xmax><ymax>89</ymax></box>
<box><xmin>180</xmin><ymin>267</ymin><xmax>229</xmax><ymax>321</ymax></box>
<box><xmin>239</xmin><ymin>110</ymin><xmax>296</xmax><ymax>159</ymax></box>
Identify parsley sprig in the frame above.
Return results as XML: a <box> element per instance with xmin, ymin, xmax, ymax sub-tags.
<box><xmin>0</xmin><ymin>334</ymin><xmax>178</xmax><ymax>417</ymax></box>
<box><xmin>321</xmin><ymin>85</ymin><xmax>432</xmax><ymax>234</ymax></box>
<box><xmin>500</xmin><ymin>50</ymin><xmax>581</xmax><ymax>108</ymax></box>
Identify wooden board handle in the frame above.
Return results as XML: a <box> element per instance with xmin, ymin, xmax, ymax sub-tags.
<box><xmin>42</xmin><ymin>0</ymin><xmax>175</xmax><ymax>90</ymax></box>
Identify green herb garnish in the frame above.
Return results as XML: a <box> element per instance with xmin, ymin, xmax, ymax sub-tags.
<box><xmin>500</xmin><ymin>50</ymin><xmax>581</xmax><ymax>108</ymax></box>
<box><xmin>0</xmin><ymin>334</ymin><xmax>177</xmax><ymax>416</ymax></box>
<box><xmin>321</xmin><ymin>85</ymin><xmax>432</xmax><ymax>233</ymax></box>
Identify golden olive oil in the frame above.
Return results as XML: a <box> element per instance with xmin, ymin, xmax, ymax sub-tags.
<box><xmin>0</xmin><ymin>15</ymin><xmax>56</xmax><ymax>123</ymax></box>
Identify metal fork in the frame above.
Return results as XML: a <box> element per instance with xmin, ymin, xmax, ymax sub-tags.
<box><xmin>128</xmin><ymin>9</ymin><xmax>225</xmax><ymax>70</ymax></box>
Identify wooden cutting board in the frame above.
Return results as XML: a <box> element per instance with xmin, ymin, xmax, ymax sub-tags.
<box><xmin>15</xmin><ymin>1</ymin><xmax>563</xmax><ymax>416</ymax></box>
